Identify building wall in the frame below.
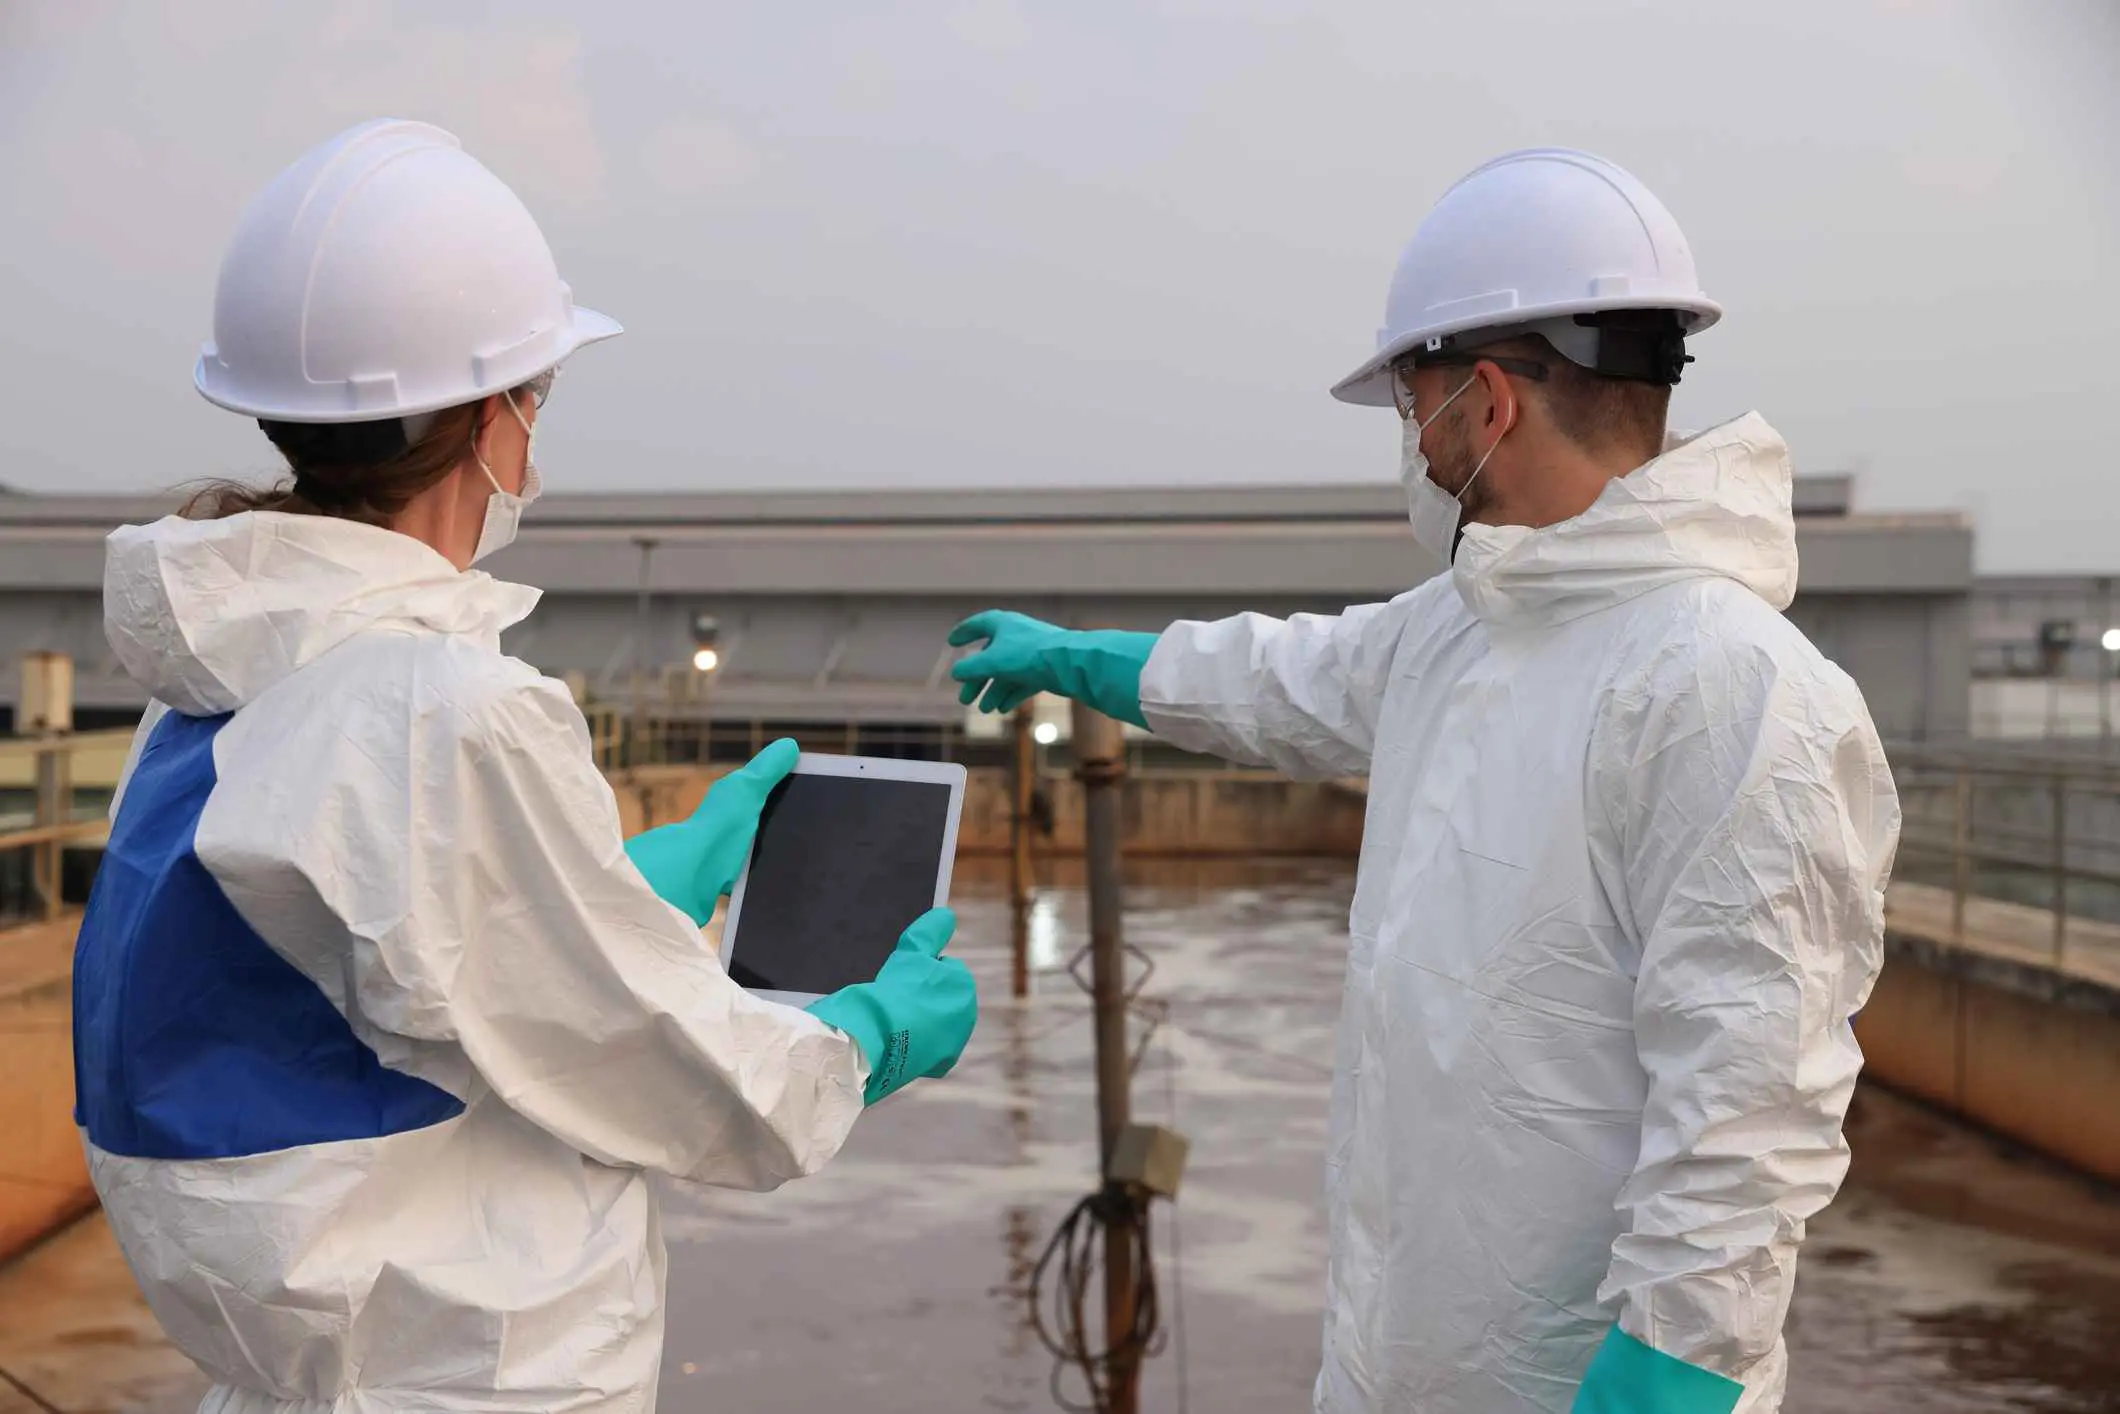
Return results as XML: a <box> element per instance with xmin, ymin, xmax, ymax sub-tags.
<box><xmin>1785</xmin><ymin>591</ymin><xmax>1971</xmax><ymax>741</ymax></box>
<box><xmin>0</xmin><ymin>591</ymin><xmax>140</xmax><ymax>715</ymax></box>
<box><xmin>1971</xmin><ymin>575</ymin><xmax>2120</xmax><ymax>680</ymax></box>
<box><xmin>8</xmin><ymin>580</ymin><xmax>1974</xmax><ymax>743</ymax></box>
<box><xmin>1970</xmin><ymin>680</ymin><xmax>2120</xmax><ymax>741</ymax></box>
<box><xmin>0</xmin><ymin>483</ymin><xmax>1977</xmax><ymax>741</ymax></box>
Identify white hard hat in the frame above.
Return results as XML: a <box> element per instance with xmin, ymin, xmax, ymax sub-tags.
<box><xmin>195</xmin><ymin>119</ymin><xmax>621</xmax><ymax>423</ymax></box>
<box><xmin>1332</xmin><ymin>148</ymin><xmax>1720</xmax><ymax>406</ymax></box>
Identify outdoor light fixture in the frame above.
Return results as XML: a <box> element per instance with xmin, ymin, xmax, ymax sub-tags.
<box><xmin>690</xmin><ymin>611</ymin><xmax>722</xmax><ymax>674</ymax></box>
<box><xmin>1033</xmin><ymin>722</ymin><xmax>1060</xmax><ymax>746</ymax></box>
<box><xmin>2102</xmin><ymin>628</ymin><xmax>2120</xmax><ymax>654</ymax></box>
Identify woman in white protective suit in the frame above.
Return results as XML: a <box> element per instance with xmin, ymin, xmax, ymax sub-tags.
<box><xmin>950</xmin><ymin>149</ymin><xmax>1900</xmax><ymax>1414</ymax></box>
<box><xmin>71</xmin><ymin>119</ymin><xmax>977</xmax><ymax>1414</ymax></box>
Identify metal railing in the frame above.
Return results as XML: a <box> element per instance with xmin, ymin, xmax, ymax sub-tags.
<box><xmin>578</xmin><ymin>706</ymin><xmax>1235</xmax><ymax>779</ymax></box>
<box><xmin>0</xmin><ymin>729</ymin><xmax>130</xmax><ymax>924</ymax></box>
<box><xmin>18</xmin><ymin>724</ymin><xmax>2118</xmax><ymax>969</ymax></box>
<box><xmin>581</xmin><ymin>707</ymin><xmax>978</xmax><ymax>775</ymax></box>
<box><xmin>1887</xmin><ymin>742</ymin><xmax>2120</xmax><ymax>968</ymax></box>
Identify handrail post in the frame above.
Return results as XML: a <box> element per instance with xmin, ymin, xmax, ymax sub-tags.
<box><xmin>21</xmin><ymin>652</ymin><xmax>76</xmax><ymax>921</ymax></box>
<box><xmin>33</xmin><ymin>739</ymin><xmax>68</xmax><ymax>921</ymax></box>
<box><xmin>1952</xmin><ymin>768</ymin><xmax>1970</xmax><ymax>940</ymax></box>
<box><xmin>2051</xmin><ymin>771</ymin><xmax>2068</xmax><ymax>966</ymax></box>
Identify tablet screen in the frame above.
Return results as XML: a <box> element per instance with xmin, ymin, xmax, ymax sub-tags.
<box><xmin>725</xmin><ymin>772</ymin><xmax>955</xmax><ymax>995</ymax></box>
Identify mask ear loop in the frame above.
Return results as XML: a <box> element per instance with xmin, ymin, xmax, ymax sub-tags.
<box><xmin>1409</xmin><ymin>373</ymin><xmax>1480</xmax><ymax>450</ymax></box>
<box><xmin>502</xmin><ymin>387</ymin><xmax>534</xmax><ymax>437</ymax></box>
<box><xmin>1456</xmin><ymin>371</ymin><xmax>1519</xmax><ymax>505</ymax></box>
<box><xmin>502</xmin><ymin>389</ymin><xmax>540</xmax><ymax>497</ymax></box>
<box><xmin>470</xmin><ymin>394</ymin><xmax>509</xmax><ymax>494</ymax></box>
<box><xmin>469</xmin><ymin>389</ymin><xmax>539</xmax><ymax>490</ymax></box>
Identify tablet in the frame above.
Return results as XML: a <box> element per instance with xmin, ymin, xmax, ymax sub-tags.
<box><xmin>720</xmin><ymin>753</ymin><xmax>968</xmax><ymax>1007</ymax></box>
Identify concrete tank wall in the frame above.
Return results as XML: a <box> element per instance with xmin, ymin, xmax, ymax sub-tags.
<box><xmin>0</xmin><ymin>915</ymin><xmax>95</xmax><ymax>1265</ymax></box>
<box><xmin>1855</xmin><ymin>935</ymin><xmax>2120</xmax><ymax>1184</ymax></box>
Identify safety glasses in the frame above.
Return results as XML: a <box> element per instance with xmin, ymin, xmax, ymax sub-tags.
<box><xmin>1390</xmin><ymin>353</ymin><xmax>1548</xmax><ymax>421</ymax></box>
<box><xmin>522</xmin><ymin>364</ymin><xmax>560</xmax><ymax>411</ymax></box>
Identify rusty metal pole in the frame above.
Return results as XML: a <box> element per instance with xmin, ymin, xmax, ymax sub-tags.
<box><xmin>1010</xmin><ymin>703</ymin><xmax>1035</xmax><ymax>998</ymax></box>
<box><xmin>1071</xmin><ymin>701</ymin><xmax>1138</xmax><ymax>1414</ymax></box>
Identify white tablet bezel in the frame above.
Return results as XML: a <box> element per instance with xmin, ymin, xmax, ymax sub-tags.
<box><xmin>720</xmin><ymin>752</ymin><xmax>968</xmax><ymax>1006</ymax></box>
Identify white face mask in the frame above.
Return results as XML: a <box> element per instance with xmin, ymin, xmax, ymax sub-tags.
<box><xmin>470</xmin><ymin>392</ymin><xmax>541</xmax><ymax>565</ymax></box>
<box><xmin>1399</xmin><ymin>374</ymin><xmax>1505</xmax><ymax>565</ymax></box>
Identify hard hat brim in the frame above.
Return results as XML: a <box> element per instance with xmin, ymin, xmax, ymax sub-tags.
<box><xmin>1329</xmin><ymin>294</ymin><xmax>1722</xmax><ymax>408</ymax></box>
<box><xmin>195</xmin><ymin>303</ymin><xmax>625</xmax><ymax>424</ymax></box>
<box><xmin>566</xmin><ymin>305</ymin><xmax>624</xmax><ymax>355</ymax></box>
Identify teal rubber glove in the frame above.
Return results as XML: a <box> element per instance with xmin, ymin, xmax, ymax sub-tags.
<box><xmin>624</xmin><ymin>738</ymin><xmax>798</xmax><ymax>928</ymax></box>
<box><xmin>947</xmin><ymin>610</ymin><xmax>1158</xmax><ymax>730</ymax></box>
<box><xmin>1571</xmin><ymin>1328</ymin><xmax>1742</xmax><ymax>1414</ymax></box>
<box><xmin>806</xmin><ymin>908</ymin><xmax>978</xmax><ymax>1105</ymax></box>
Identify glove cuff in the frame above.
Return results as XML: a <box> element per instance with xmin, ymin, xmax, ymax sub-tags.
<box><xmin>1571</xmin><ymin>1328</ymin><xmax>1742</xmax><ymax>1414</ymax></box>
<box><xmin>1055</xmin><ymin>630</ymin><xmax>1158</xmax><ymax>730</ymax></box>
<box><xmin>805</xmin><ymin>989</ymin><xmax>899</xmax><ymax>1104</ymax></box>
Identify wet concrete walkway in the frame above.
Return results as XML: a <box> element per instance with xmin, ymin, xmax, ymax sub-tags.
<box><xmin>6</xmin><ymin>860</ymin><xmax>2120</xmax><ymax>1411</ymax></box>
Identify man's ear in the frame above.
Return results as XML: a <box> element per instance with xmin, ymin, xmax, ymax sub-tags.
<box><xmin>1476</xmin><ymin>358</ymin><xmax>1519</xmax><ymax>434</ymax></box>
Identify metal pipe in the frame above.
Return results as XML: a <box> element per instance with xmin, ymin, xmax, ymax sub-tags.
<box><xmin>1010</xmin><ymin>702</ymin><xmax>1034</xmax><ymax>999</ymax></box>
<box><xmin>1071</xmin><ymin>701</ymin><xmax>1138</xmax><ymax>1414</ymax></box>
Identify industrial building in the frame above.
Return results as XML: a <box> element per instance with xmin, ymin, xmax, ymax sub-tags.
<box><xmin>1965</xmin><ymin>573</ymin><xmax>2120</xmax><ymax>740</ymax></box>
<box><xmin>1</xmin><ymin>476</ymin><xmax>1974</xmax><ymax>745</ymax></box>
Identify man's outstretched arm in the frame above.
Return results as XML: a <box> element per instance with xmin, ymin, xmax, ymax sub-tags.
<box><xmin>949</xmin><ymin>597</ymin><xmax>1409</xmax><ymax>779</ymax></box>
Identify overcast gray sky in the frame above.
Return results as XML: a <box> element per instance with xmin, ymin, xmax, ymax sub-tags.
<box><xmin>2</xmin><ymin>1</ymin><xmax>2114</xmax><ymax>571</ymax></box>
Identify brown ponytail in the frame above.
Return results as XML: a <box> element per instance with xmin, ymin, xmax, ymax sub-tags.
<box><xmin>181</xmin><ymin>399</ymin><xmax>495</xmax><ymax>525</ymax></box>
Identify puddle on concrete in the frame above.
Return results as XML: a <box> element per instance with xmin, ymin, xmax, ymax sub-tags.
<box><xmin>1785</xmin><ymin>1084</ymin><xmax>2120</xmax><ymax>1413</ymax></box>
<box><xmin>656</xmin><ymin>860</ymin><xmax>1351</xmax><ymax>1412</ymax></box>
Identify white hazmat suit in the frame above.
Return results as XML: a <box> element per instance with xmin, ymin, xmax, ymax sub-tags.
<box><xmin>74</xmin><ymin>511</ymin><xmax>869</xmax><ymax>1413</ymax></box>
<box><xmin>1136</xmin><ymin>414</ymin><xmax>1898</xmax><ymax>1413</ymax></box>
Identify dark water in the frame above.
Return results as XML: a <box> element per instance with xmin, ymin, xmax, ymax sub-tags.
<box><xmin>658</xmin><ymin>860</ymin><xmax>2120</xmax><ymax>1412</ymax></box>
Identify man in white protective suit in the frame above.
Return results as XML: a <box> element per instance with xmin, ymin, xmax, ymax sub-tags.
<box><xmin>947</xmin><ymin>148</ymin><xmax>1899</xmax><ymax>1414</ymax></box>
